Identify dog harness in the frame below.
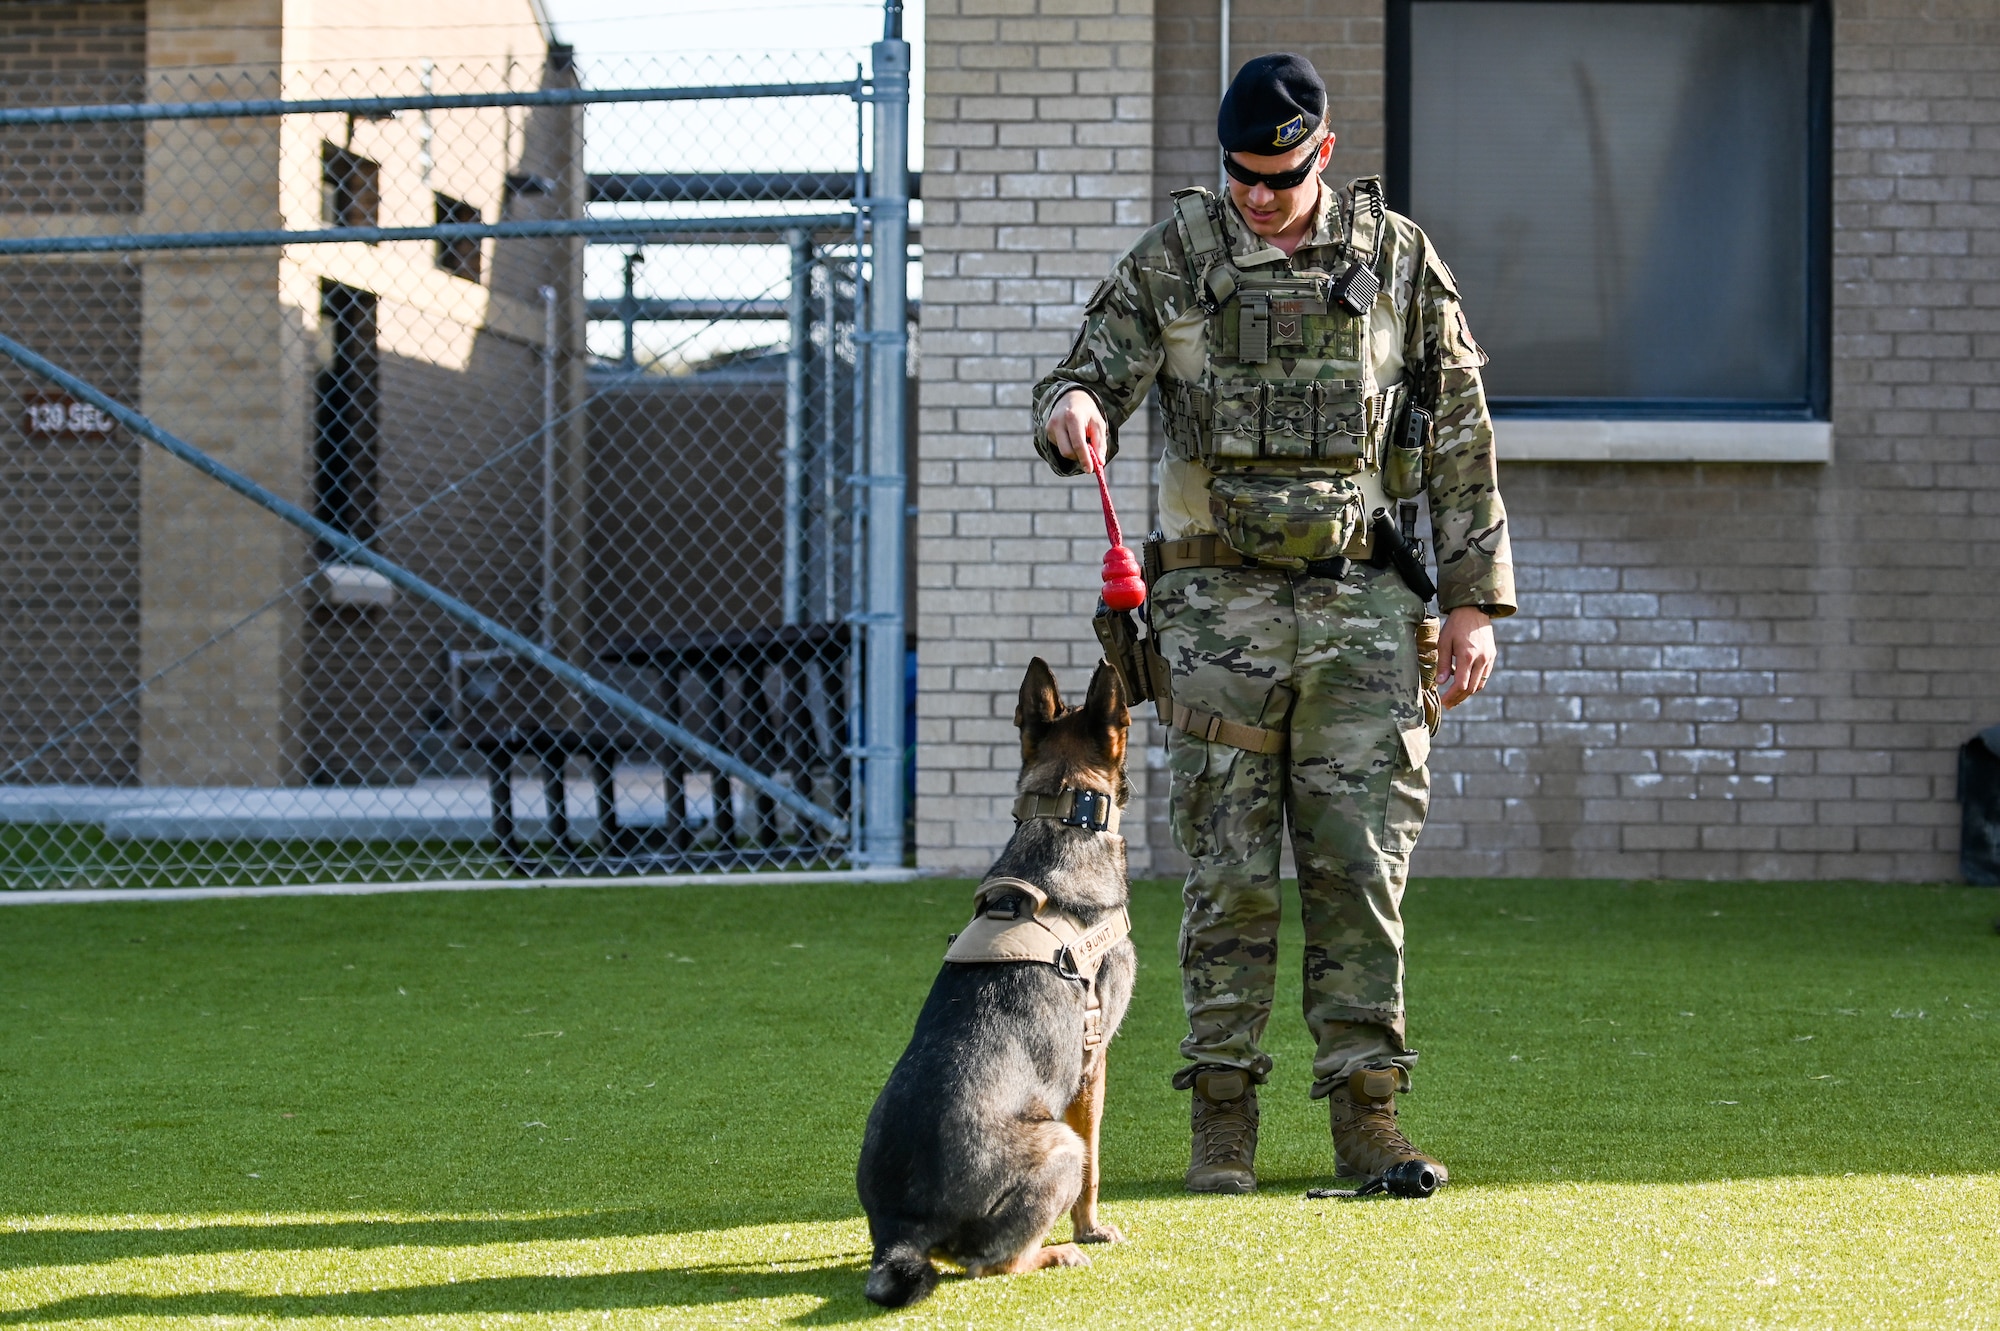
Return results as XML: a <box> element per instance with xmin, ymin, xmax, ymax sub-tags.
<box><xmin>943</xmin><ymin>876</ymin><xmax>1131</xmax><ymax>1073</ymax></box>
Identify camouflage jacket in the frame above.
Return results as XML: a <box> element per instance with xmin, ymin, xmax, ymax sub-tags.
<box><xmin>1031</xmin><ymin>181</ymin><xmax>1515</xmax><ymax>616</ymax></box>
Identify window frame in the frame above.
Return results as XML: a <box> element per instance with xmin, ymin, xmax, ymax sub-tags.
<box><xmin>312</xmin><ymin>281</ymin><xmax>381</xmax><ymax>551</ymax></box>
<box><xmin>319</xmin><ymin>142</ymin><xmax>380</xmax><ymax>231</ymax></box>
<box><xmin>433</xmin><ymin>193</ymin><xmax>484</xmax><ymax>283</ymax></box>
<box><xmin>1386</xmin><ymin>0</ymin><xmax>1833</xmax><ymax>424</ymax></box>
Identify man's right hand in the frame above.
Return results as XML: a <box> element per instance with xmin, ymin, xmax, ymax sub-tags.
<box><xmin>1046</xmin><ymin>389</ymin><xmax>1110</xmax><ymax>469</ymax></box>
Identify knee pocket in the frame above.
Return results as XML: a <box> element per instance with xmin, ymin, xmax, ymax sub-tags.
<box><xmin>1382</xmin><ymin>724</ymin><xmax>1432</xmax><ymax>857</ymax></box>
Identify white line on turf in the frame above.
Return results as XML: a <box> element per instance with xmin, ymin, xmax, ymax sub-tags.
<box><xmin>0</xmin><ymin>868</ymin><xmax>923</xmax><ymax>906</ymax></box>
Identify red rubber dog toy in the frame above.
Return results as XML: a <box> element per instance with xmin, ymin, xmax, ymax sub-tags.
<box><xmin>1086</xmin><ymin>441</ymin><xmax>1145</xmax><ymax>611</ymax></box>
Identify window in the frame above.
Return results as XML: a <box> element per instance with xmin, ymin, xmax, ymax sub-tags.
<box><xmin>502</xmin><ymin>172</ymin><xmax>557</xmax><ymax>218</ymax></box>
<box><xmin>320</xmin><ymin>143</ymin><xmax>380</xmax><ymax>230</ymax></box>
<box><xmin>1389</xmin><ymin>0</ymin><xmax>1830</xmax><ymax>419</ymax></box>
<box><xmin>314</xmin><ymin>283</ymin><xmax>380</xmax><ymax>549</ymax></box>
<box><xmin>434</xmin><ymin>193</ymin><xmax>483</xmax><ymax>282</ymax></box>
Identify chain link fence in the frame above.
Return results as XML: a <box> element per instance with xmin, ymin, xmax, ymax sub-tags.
<box><xmin>0</xmin><ymin>33</ymin><xmax>913</xmax><ymax>889</ymax></box>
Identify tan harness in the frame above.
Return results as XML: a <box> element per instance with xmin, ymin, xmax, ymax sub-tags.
<box><xmin>943</xmin><ymin>876</ymin><xmax>1132</xmax><ymax>1071</ymax></box>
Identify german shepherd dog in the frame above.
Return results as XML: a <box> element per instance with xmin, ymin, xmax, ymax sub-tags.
<box><xmin>856</xmin><ymin>658</ymin><xmax>1137</xmax><ymax>1307</ymax></box>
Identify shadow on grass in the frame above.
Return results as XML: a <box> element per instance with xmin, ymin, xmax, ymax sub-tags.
<box><xmin>0</xmin><ymin>1199</ymin><xmax>876</xmax><ymax>1263</ymax></box>
<box><xmin>0</xmin><ymin>1257</ymin><xmax>889</xmax><ymax>1326</ymax></box>
<box><xmin>0</xmin><ymin>1197</ymin><xmax>1202</xmax><ymax>1326</ymax></box>
<box><xmin>0</xmin><ymin>1211</ymin><xmax>673</xmax><ymax>1273</ymax></box>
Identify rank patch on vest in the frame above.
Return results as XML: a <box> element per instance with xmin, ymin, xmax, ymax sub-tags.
<box><xmin>1274</xmin><ymin>315</ymin><xmax>1301</xmax><ymax>344</ymax></box>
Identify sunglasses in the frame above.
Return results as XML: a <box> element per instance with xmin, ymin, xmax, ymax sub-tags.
<box><xmin>1221</xmin><ymin>148</ymin><xmax>1323</xmax><ymax>191</ymax></box>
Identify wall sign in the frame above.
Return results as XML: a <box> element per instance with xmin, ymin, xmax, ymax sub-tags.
<box><xmin>23</xmin><ymin>392</ymin><xmax>116</xmax><ymax>438</ymax></box>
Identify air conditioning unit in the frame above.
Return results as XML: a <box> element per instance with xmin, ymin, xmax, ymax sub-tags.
<box><xmin>317</xmin><ymin>563</ymin><xmax>396</xmax><ymax>608</ymax></box>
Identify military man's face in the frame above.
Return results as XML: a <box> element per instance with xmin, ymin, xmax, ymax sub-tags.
<box><xmin>1226</xmin><ymin>132</ymin><xmax>1336</xmax><ymax>240</ymax></box>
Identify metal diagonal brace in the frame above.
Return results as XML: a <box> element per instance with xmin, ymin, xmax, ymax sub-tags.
<box><xmin>0</xmin><ymin>330</ymin><xmax>848</xmax><ymax>839</ymax></box>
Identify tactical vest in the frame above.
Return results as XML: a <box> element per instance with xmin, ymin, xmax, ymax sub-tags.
<box><xmin>1157</xmin><ymin>179</ymin><xmax>1411</xmax><ymax>569</ymax></box>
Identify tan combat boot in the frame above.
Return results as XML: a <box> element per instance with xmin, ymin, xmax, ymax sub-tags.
<box><xmin>1327</xmin><ymin>1065</ymin><xmax>1448</xmax><ymax>1198</ymax></box>
<box><xmin>1185</xmin><ymin>1067</ymin><xmax>1258</xmax><ymax>1194</ymax></box>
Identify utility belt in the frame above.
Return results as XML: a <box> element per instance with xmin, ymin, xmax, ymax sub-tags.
<box><xmin>1146</xmin><ymin>530</ymin><xmax>1369</xmax><ymax>581</ymax></box>
<box><xmin>1093</xmin><ymin>507</ymin><xmax>1442</xmax><ymax>756</ymax></box>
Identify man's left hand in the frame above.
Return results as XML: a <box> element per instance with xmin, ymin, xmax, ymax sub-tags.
<box><xmin>1437</xmin><ymin>606</ymin><xmax>1496</xmax><ymax>709</ymax></box>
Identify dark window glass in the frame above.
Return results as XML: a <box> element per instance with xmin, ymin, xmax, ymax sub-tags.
<box><xmin>1394</xmin><ymin>0</ymin><xmax>1826</xmax><ymax>414</ymax></box>
<box><xmin>320</xmin><ymin>143</ymin><xmax>380</xmax><ymax>230</ymax></box>
<box><xmin>434</xmin><ymin>194</ymin><xmax>483</xmax><ymax>282</ymax></box>
<box><xmin>313</xmin><ymin>283</ymin><xmax>379</xmax><ymax>549</ymax></box>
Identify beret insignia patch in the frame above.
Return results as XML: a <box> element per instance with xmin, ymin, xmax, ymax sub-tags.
<box><xmin>1272</xmin><ymin>114</ymin><xmax>1306</xmax><ymax>148</ymax></box>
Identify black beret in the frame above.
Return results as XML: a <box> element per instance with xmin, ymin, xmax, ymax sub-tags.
<box><xmin>1217</xmin><ymin>53</ymin><xmax>1327</xmax><ymax>154</ymax></box>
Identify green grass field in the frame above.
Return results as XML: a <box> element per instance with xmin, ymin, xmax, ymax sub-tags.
<box><xmin>0</xmin><ymin>826</ymin><xmax>513</xmax><ymax>890</ymax></box>
<box><xmin>2</xmin><ymin>877</ymin><xmax>1996</xmax><ymax>1328</ymax></box>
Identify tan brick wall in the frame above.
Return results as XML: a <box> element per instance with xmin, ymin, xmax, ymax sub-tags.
<box><xmin>289</xmin><ymin>69</ymin><xmax>583</xmax><ymax>784</ymax></box>
<box><xmin>133</xmin><ymin>0</ymin><xmax>297</xmax><ymax>786</ymax></box>
<box><xmin>917</xmin><ymin>0</ymin><xmax>1163</xmax><ymax>873</ymax></box>
<box><xmin>0</xmin><ymin>259</ymin><xmax>143</xmax><ymax>783</ymax></box>
<box><xmin>1154</xmin><ymin>0</ymin><xmax>1383</xmax><ymax>195</ymax></box>
<box><xmin>922</xmin><ymin>0</ymin><xmax>2000</xmax><ymax>882</ymax></box>
<box><xmin>0</xmin><ymin>0</ymin><xmax>147</xmax><ymax>215</ymax></box>
<box><xmin>1303</xmin><ymin>0</ymin><xmax>1999</xmax><ymax>882</ymax></box>
<box><xmin>122</xmin><ymin>0</ymin><xmax>579</xmax><ymax>786</ymax></box>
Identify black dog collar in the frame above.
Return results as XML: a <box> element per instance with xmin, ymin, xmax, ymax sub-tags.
<box><xmin>1012</xmin><ymin>787</ymin><xmax>1121</xmax><ymax>835</ymax></box>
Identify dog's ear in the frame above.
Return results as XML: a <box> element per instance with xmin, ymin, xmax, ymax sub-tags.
<box><xmin>1084</xmin><ymin>658</ymin><xmax>1129</xmax><ymax>737</ymax></box>
<box><xmin>1015</xmin><ymin>658</ymin><xmax>1064</xmax><ymax>743</ymax></box>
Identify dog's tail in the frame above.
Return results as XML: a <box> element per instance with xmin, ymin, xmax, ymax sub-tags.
<box><xmin>864</xmin><ymin>1241</ymin><xmax>938</xmax><ymax>1308</ymax></box>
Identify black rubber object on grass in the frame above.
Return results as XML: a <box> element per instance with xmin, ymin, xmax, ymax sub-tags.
<box><xmin>1959</xmin><ymin>725</ymin><xmax>2000</xmax><ymax>885</ymax></box>
<box><xmin>1307</xmin><ymin>1160</ymin><xmax>1440</xmax><ymax>1201</ymax></box>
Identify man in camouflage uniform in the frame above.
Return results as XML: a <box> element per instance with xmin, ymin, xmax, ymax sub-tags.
<box><xmin>1031</xmin><ymin>54</ymin><xmax>1514</xmax><ymax>1196</ymax></box>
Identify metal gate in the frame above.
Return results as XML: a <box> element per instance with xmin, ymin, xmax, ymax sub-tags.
<box><xmin>0</xmin><ymin>10</ymin><xmax>911</xmax><ymax>888</ymax></box>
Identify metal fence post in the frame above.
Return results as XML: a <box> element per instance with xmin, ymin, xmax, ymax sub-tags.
<box><xmin>782</xmin><ymin>229</ymin><xmax>810</xmax><ymax>627</ymax></box>
<box><xmin>618</xmin><ymin>249</ymin><xmax>643</xmax><ymax>372</ymax></box>
<box><xmin>539</xmin><ymin>284</ymin><xmax>560</xmax><ymax>651</ymax></box>
<box><xmin>862</xmin><ymin>3</ymin><xmax>910</xmax><ymax>867</ymax></box>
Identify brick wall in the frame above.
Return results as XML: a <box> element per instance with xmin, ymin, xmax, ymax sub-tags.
<box><xmin>0</xmin><ymin>1</ymin><xmax>150</xmax><ymax>786</ymax></box>
<box><xmin>1416</xmin><ymin>0</ymin><xmax>1998</xmax><ymax>881</ymax></box>
<box><xmin>296</xmin><ymin>85</ymin><xmax>582</xmax><ymax>785</ymax></box>
<box><xmin>0</xmin><ymin>0</ymin><xmax>147</xmax><ymax>215</ymax></box>
<box><xmin>917</xmin><ymin>0</ymin><xmax>1163</xmax><ymax>873</ymax></box>
<box><xmin>0</xmin><ymin>260</ymin><xmax>144</xmax><ymax>784</ymax></box>
<box><xmin>1155</xmin><ymin>0</ymin><xmax>1383</xmax><ymax>191</ymax></box>
<box><xmin>921</xmin><ymin>0</ymin><xmax>2000</xmax><ymax>882</ymax></box>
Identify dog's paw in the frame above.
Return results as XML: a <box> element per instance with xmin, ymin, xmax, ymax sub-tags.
<box><xmin>1040</xmin><ymin>1243</ymin><xmax>1092</xmax><ymax>1269</ymax></box>
<box><xmin>1073</xmin><ymin>1222</ymin><xmax>1124</xmax><ymax>1245</ymax></box>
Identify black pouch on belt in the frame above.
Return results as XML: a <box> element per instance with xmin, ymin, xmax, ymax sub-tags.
<box><xmin>1383</xmin><ymin>398</ymin><xmax>1431</xmax><ymax>500</ymax></box>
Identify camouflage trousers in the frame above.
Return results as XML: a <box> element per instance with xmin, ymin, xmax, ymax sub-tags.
<box><xmin>1155</xmin><ymin>559</ymin><xmax>1432</xmax><ymax>1098</ymax></box>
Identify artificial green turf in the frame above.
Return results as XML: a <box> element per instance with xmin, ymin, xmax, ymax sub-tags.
<box><xmin>1</xmin><ymin>878</ymin><xmax>1996</xmax><ymax>1328</ymax></box>
<box><xmin>0</xmin><ymin>826</ymin><xmax>513</xmax><ymax>890</ymax></box>
<box><xmin>0</xmin><ymin>826</ymin><xmax>848</xmax><ymax>889</ymax></box>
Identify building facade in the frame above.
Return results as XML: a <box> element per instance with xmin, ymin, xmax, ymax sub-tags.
<box><xmin>917</xmin><ymin>0</ymin><xmax>2000</xmax><ymax>882</ymax></box>
<box><xmin>0</xmin><ymin>0</ymin><xmax>585</xmax><ymax>789</ymax></box>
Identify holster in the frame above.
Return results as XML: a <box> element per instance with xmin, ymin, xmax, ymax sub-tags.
<box><xmin>1093</xmin><ymin>535</ymin><xmax>1176</xmax><ymax>717</ymax></box>
<box><xmin>1093</xmin><ymin>601</ymin><xmax>1170</xmax><ymax>716</ymax></box>
<box><xmin>1369</xmin><ymin>509</ymin><xmax>1438</xmax><ymax>603</ymax></box>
